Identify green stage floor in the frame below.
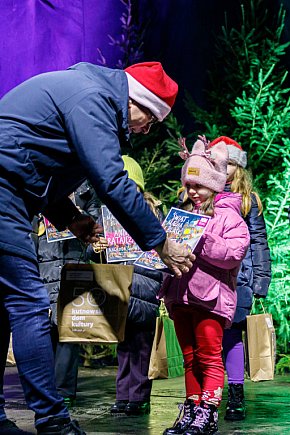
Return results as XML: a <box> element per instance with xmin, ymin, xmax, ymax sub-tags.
<box><xmin>4</xmin><ymin>366</ymin><xmax>290</xmax><ymax>434</ymax></box>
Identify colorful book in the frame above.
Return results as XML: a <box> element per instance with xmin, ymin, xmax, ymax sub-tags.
<box><xmin>44</xmin><ymin>193</ymin><xmax>76</xmax><ymax>243</ymax></box>
<box><xmin>101</xmin><ymin>205</ymin><xmax>142</xmax><ymax>262</ymax></box>
<box><xmin>44</xmin><ymin>217</ymin><xmax>76</xmax><ymax>243</ymax></box>
<box><xmin>134</xmin><ymin>207</ymin><xmax>211</xmax><ymax>270</ymax></box>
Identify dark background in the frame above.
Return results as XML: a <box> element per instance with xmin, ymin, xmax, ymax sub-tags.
<box><xmin>0</xmin><ymin>0</ymin><xmax>289</xmax><ymax>130</ymax></box>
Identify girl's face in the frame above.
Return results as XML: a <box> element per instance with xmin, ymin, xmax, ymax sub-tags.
<box><xmin>227</xmin><ymin>161</ymin><xmax>238</xmax><ymax>182</ymax></box>
<box><xmin>185</xmin><ymin>182</ymin><xmax>214</xmax><ymax>207</ymax></box>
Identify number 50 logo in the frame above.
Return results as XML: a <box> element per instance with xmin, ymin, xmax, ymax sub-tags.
<box><xmin>72</xmin><ymin>287</ymin><xmax>106</xmax><ymax>307</ymax></box>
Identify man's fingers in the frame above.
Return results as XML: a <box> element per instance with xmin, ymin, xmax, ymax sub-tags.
<box><xmin>189</xmin><ymin>252</ymin><xmax>196</xmax><ymax>261</ymax></box>
<box><xmin>170</xmin><ymin>265</ymin><xmax>182</xmax><ymax>279</ymax></box>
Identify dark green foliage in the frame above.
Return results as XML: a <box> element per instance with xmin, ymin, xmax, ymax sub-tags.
<box><xmin>129</xmin><ymin>114</ymin><xmax>185</xmax><ymax>210</ymax></box>
<box><xmin>276</xmin><ymin>354</ymin><xmax>290</xmax><ymax>374</ymax></box>
<box><xmin>260</xmin><ymin>157</ymin><xmax>290</xmax><ymax>354</ymax></box>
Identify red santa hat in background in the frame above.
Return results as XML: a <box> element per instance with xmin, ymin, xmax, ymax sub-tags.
<box><xmin>209</xmin><ymin>136</ymin><xmax>247</xmax><ymax>168</ymax></box>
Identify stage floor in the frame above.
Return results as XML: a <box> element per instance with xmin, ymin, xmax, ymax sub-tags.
<box><xmin>4</xmin><ymin>366</ymin><xmax>290</xmax><ymax>434</ymax></box>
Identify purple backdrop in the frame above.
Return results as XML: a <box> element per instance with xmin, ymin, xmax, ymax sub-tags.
<box><xmin>0</xmin><ymin>0</ymin><xmax>125</xmax><ymax>97</ymax></box>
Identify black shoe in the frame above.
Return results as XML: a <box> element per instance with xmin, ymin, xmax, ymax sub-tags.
<box><xmin>37</xmin><ymin>417</ymin><xmax>86</xmax><ymax>434</ymax></box>
<box><xmin>184</xmin><ymin>401</ymin><xmax>220</xmax><ymax>435</ymax></box>
<box><xmin>110</xmin><ymin>400</ymin><xmax>128</xmax><ymax>414</ymax></box>
<box><xmin>125</xmin><ymin>401</ymin><xmax>150</xmax><ymax>416</ymax></box>
<box><xmin>224</xmin><ymin>383</ymin><xmax>246</xmax><ymax>421</ymax></box>
<box><xmin>63</xmin><ymin>397</ymin><xmax>76</xmax><ymax>410</ymax></box>
<box><xmin>0</xmin><ymin>419</ymin><xmax>34</xmax><ymax>434</ymax></box>
<box><xmin>163</xmin><ymin>399</ymin><xmax>198</xmax><ymax>434</ymax></box>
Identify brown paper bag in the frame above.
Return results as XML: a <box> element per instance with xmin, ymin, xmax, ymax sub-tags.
<box><xmin>57</xmin><ymin>263</ymin><xmax>133</xmax><ymax>344</ymax></box>
<box><xmin>148</xmin><ymin>316</ymin><xmax>168</xmax><ymax>379</ymax></box>
<box><xmin>148</xmin><ymin>303</ymin><xmax>184</xmax><ymax>380</ymax></box>
<box><xmin>6</xmin><ymin>335</ymin><xmax>16</xmax><ymax>366</ymax></box>
<box><xmin>246</xmin><ymin>312</ymin><xmax>276</xmax><ymax>382</ymax></box>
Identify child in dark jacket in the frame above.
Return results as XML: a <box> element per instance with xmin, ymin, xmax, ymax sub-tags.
<box><xmin>161</xmin><ymin>138</ymin><xmax>250</xmax><ymax>435</ymax></box>
<box><xmin>114</xmin><ymin>158</ymin><xmax>163</xmax><ymax>416</ymax></box>
<box><xmin>209</xmin><ymin>136</ymin><xmax>271</xmax><ymax>421</ymax></box>
<box><xmin>88</xmin><ymin>156</ymin><xmax>163</xmax><ymax>416</ymax></box>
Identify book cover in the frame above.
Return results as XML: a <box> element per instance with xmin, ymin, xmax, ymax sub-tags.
<box><xmin>101</xmin><ymin>205</ymin><xmax>142</xmax><ymax>262</ymax></box>
<box><xmin>44</xmin><ymin>193</ymin><xmax>77</xmax><ymax>243</ymax></box>
<box><xmin>44</xmin><ymin>217</ymin><xmax>76</xmax><ymax>243</ymax></box>
<box><xmin>134</xmin><ymin>207</ymin><xmax>211</xmax><ymax>270</ymax></box>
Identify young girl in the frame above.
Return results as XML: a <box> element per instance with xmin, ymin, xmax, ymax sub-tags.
<box><xmin>161</xmin><ymin>138</ymin><xmax>250</xmax><ymax>435</ymax></box>
<box><xmin>209</xmin><ymin>136</ymin><xmax>271</xmax><ymax>421</ymax></box>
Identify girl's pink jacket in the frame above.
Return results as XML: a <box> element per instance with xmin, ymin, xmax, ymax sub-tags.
<box><xmin>159</xmin><ymin>192</ymin><xmax>250</xmax><ymax>327</ymax></box>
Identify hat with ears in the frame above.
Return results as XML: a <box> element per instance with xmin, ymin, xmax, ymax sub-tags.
<box><xmin>122</xmin><ymin>155</ymin><xmax>145</xmax><ymax>192</ymax></box>
<box><xmin>209</xmin><ymin>136</ymin><xmax>247</xmax><ymax>168</ymax></box>
<box><xmin>180</xmin><ymin>139</ymin><xmax>228</xmax><ymax>193</ymax></box>
<box><xmin>125</xmin><ymin>62</ymin><xmax>178</xmax><ymax>121</ymax></box>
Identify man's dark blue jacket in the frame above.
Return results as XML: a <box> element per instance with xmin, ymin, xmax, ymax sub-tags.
<box><xmin>0</xmin><ymin>63</ymin><xmax>166</xmax><ymax>260</ymax></box>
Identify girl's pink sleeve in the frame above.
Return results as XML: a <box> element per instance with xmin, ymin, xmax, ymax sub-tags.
<box><xmin>198</xmin><ymin>216</ymin><xmax>250</xmax><ymax>269</ymax></box>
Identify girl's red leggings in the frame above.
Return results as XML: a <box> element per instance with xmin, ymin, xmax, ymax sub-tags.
<box><xmin>173</xmin><ymin>305</ymin><xmax>225</xmax><ymax>407</ymax></box>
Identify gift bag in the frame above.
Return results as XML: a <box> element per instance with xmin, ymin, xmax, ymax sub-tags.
<box><xmin>57</xmin><ymin>263</ymin><xmax>133</xmax><ymax>344</ymax></box>
<box><xmin>246</xmin><ymin>302</ymin><xmax>276</xmax><ymax>382</ymax></box>
<box><xmin>148</xmin><ymin>302</ymin><xmax>184</xmax><ymax>380</ymax></box>
<box><xmin>6</xmin><ymin>335</ymin><xmax>16</xmax><ymax>367</ymax></box>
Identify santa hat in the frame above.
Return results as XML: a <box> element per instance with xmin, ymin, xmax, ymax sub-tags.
<box><xmin>125</xmin><ymin>62</ymin><xmax>178</xmax><ymax>121</ymax></box>
<box><xmin>181</xmin><ymin>139</ymin><xmax>228</xmax><ymax>193</ymax></box>
<box><xmin>209</xmin><ymin>136</ymin><xmax>247</xmax><ymax>168</ymax></box>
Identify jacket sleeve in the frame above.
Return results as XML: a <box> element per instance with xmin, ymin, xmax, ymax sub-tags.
<box><xmin>43</xmin><ymin>196</ymin><xmax>82</xmax><ymax>230</ymax></box>
<box><xmin>197</xmin><ymin>213</ymin><xmax>250</xmax><ymax>269</ymax></box>
<box><xmin>245</xmin><ymin>195</ymin><xmax>272</xmax><ymax>297</ymax></box>
<box><xmin>64</xmin><ymin>91</ymin><xmax>166</xmax><ymax>251</ymax></box>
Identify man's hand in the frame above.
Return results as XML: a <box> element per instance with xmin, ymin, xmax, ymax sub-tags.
<box><xmin>155</xmin><ymin>237</ymin><xmax>195</xmax><ymax>278</ymax></box>
<box><xmin>68</xmin><ymin>214</ymin><xmax>103</xmax><ymax>244</ymax></box>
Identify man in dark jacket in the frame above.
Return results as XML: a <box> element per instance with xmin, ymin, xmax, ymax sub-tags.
<box><xmin>0</xmin><ymin>61</ymin><xmax>194</xmax><ymax>435</ymax></box>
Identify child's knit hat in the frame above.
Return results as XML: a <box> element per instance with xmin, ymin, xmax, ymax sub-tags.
<box><xmin>122</xmin><ymin>155</ymin><xmax>145</xmax><ymax>192</ymax></box>
<box><xmin>210</xmin><ymin>136</ymin><xmax>247</xmax><ymax>168</ymax></box>
<box><xmin>125</xmin><ymin>62</ymin><xmax>178</xmax><ymax>121</ymax></box>
<box><xmin>180</xmin><ymin>138</ymin><xmax>228</xmax><ymax>193</ymax></box>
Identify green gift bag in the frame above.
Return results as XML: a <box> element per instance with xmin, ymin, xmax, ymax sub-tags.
<box><xmin>148</xmin><ymin>302</ymin><xmax>184</xmax><ymax>380</ymax></box>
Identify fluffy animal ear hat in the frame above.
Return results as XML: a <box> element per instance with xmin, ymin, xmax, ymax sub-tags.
<box><xmin>209</xmin><ymin>136</ymin><xmax>247</xmax><ymax>168</ymax></box>
<box><xmin>180</xmin><ymin>137</ymin><xmax>228</xmax><ymax>193</ymax></box>
<box><xmin>125</xmin><ymin>61</ymin><xmax>178</xmax><ymax>121</ymax></box>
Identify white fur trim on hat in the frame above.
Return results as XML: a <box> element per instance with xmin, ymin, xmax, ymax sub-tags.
<box><xmin>125</xmin><ymin>72</ymin><xmax>171</xmax><ymax>121</ymax></box>
<box><xmin>227</xmin><ymin>145</ymin><xmax>247</xmax><ymax>168</ymax></box>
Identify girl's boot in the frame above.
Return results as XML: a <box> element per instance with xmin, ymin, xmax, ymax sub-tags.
<box><xmin>184</xmin><ymin>401</ymin><xmax>220</xmax><ymax>435</ymax></box>
<box><xmin>163</xmin><ymin>399</ymin><xmax>198</xmax><ymax>435</ymax></box>
<box><xmin>224</xmin><ymin>383</ymin><xmax>245</xmax><ymax>421</ymax></box>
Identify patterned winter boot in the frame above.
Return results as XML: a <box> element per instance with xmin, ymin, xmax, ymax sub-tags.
<box><xmin>224</xmin><ymin>383</ymin><xmax>246</xmax><ymax>421</ymax></box>
<box><xmin>184</xmin><ymin>401</ymin><xmax>220</xmax><ymax>435</ymax></box>
<box><xmin>163</xmin><ymin>399</ymin><xmax>198</xmax><ymax>435</ymax></box>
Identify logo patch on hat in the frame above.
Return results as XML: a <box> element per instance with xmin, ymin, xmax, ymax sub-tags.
<box><xmin>187</xmin><ymin>167</ymin><xmax>200</xmax><ymax>176</ymax></box>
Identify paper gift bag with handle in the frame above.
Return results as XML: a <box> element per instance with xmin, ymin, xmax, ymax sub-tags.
<box><xmin>246</xmin><ymin>301</ymin><xmax>276</xmax><ymax>382</ymax></box>
<box><xmin>57</xmin><ymin>263</ymin><xmax>133</xmax><ymax>344</ymax></box>
<box><xmin>6</xmin><ymin>335</ymin><xmax>16</xmax><ymax>366</ymax></box>
<box><xmin>148</xmin><ymin>301</ymin><xmax>184</xmax><ymax>380</ymax></box>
